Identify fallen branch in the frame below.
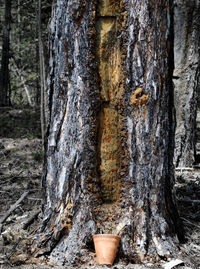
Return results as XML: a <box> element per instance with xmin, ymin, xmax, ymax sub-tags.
<box><xmin>0</xmin><ymin>191</ymin><xmax>29</xmax><ymax>233</ymax></box>
<box><xmin>162</xmin><ymin>259</ymin><xmax>184</xmax><ymax>269</ymax></box>
<box><xmin>22</xmin><ymin>210</ymin><xmax>40</xmax><ymax>230</ymax></box>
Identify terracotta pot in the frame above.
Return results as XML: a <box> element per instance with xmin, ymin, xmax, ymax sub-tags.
<box><xmin>93</xmin><ymin>234</ymin><xmax>120</xmax><ymax>265</ymax></box>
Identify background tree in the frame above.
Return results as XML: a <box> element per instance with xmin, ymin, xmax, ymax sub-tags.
<box><xmin>0</xmin><ymin>0</ymin><xmax>11</xmax><ymax>106</ymax></box>
<box><xmin>173</xmin><ymin>0</ymin><xmax>200</xmax><ymax>167</ymax></box>
<box><xmin>8</xmin><ymin>0</ymin><xmax>37</xmax><ymax>106</ymax></box>
<box><xmin>36</xmin><ymin>0</ymin><xmax>48</xmax><ymax>146</ymax></box>
<box><xmin>29</xmin><ymin>0</ymin><xmax>183</xmax><ymax>265</ymax></box>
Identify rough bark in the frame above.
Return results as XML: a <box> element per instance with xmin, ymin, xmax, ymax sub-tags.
<box><xmin>173</xmin><ymin>0</ymin><xmax>200</xmax><ymax>167</ymax></box>
<box><xmin>0</xmin><ymin>0</ymin><xmax>11</xmax><ymax>106</ymax></box>
<box><xmin>29</xmin><ymin>0</ymin><xmax>182</xmax><ymax>265</ymax></box>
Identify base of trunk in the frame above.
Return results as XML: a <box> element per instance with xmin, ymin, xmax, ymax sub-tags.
<box><xmin>14</xmin><ymin>197</ymin><xmax>181</xmax><ymax>266</ymax></box>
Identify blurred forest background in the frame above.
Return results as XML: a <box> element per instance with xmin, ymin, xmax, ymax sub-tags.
<box><xmin>0</xmin><ymin>0</ymin><xmax>52</xmax><ymax>142</ymax></box>
<box><xmin>0</xmin><ymin>1</ymin><xmax>52</xmax><ymax>263</ymax></box>
<box><xmin>0</xmin><ymin>0</ymin><xmax>51</xmax><ymax>108</ymax></box>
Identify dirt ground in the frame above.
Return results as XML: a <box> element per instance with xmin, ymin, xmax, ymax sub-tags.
<box><xmin>0</xmin><ymin>108</ymin><xmax>199</xmax><ymax>269</ymax></box>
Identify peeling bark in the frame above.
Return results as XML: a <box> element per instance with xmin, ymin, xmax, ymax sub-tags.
<box><xmin>29</xmin><ymin>0</ymin><xmax>183</xmax><ymax>265</ymax></box>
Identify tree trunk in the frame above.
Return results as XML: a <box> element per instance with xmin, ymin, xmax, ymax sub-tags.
<box><xmin>17</xmin><ymin>0</ymin><xmax>21</xmax><ymax>54</ymax></box>
<box><xmin>0</xmin><ymin>0</ymin><xmax>11</xmax><ymax>106</ymax></box>
<box><xmin>173</xmin><ymin>0</ymin><xmax>200</xmax><ymax>167</ymax></box>
<box><xmin>38</xmin><ymin>0</ymin><xmax>47</xmax><ymax>147</ymax></box>
<box><xmin>29</xmin><ymin>0</ymin><xmax>182</xmax><ymax>265</ymax></box>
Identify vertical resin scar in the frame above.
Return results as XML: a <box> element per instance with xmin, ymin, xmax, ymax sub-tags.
<box><xmin>96</xmin><ymin>0</ymin><xmax>124</xmax><ymax>202</ymax></box>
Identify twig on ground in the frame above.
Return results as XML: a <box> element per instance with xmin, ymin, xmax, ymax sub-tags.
<box><xmin>0</xmin><ymin>191</ymin><xmax>29</xmax><ymax>233</ymax></box>
<box><xmin>177</xmin><ymin>198</ymin><xmax>200</xmax><ymax>203</ymax></box>
<box><xmin>4</xmin><ymin>256</ymin><xmax>14</xmax><ymax>267</ymax></box>
<box><xmin>175</xmin><ymin>167</ymin><xmax>194</xmax><ymax>171</ymax></box>
<box><xmin>0</xmin><ymin>171</ymin><xmax>23</xmax><ymax>185</ymax></box>
<box><xmin>27</xmin><ymin>197</ymin><xmax>43</xmax><ymax>200</ymax></box>
<box><xmin>181</xmin><ymin>217</ymin><xmax>200</xmax><ymax>228</ymax></box>
<box><xmin>0</xmin><ymin>190</ymin><xmax>10</xmax><ymax>193</ymax></box>
<box><xmin>6</xmin><ymin>237</ymin><xmax>23</xmax><ymax>260</ymax></box>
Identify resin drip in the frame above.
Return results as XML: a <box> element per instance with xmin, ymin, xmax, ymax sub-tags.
<box><xmin>96</xmin><ymin>0</ymin><xmax>124</xmax><ymax>202</ymax></box>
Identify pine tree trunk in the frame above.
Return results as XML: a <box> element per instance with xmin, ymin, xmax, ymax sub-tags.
<box><xmin>30</xmin><ymin>0</ymin><xmax>182</xmax><ymax>265</ymax></box>
<box><xmin>38</xmin><ymin>0</ymin><xmax>47</xmax><ymax>147</ymax></box>
<box><xmin>173</xmin><ymin>0</ymin><xmax>200</xmax><ymax>167</ymax></box>
<box><xmin>0</xmin><ymin>0</ymin><xmax>11</xmax><ymax>106</ymax></box>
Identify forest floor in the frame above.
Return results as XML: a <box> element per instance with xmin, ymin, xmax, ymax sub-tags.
<box><xmin>0</xmin><ymin>107</ymin><xmax>200</xmax><ymax>269</ymax></box>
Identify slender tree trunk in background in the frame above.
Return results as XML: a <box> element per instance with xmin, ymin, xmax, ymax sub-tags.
<box><xmin>0</xmin><ymin>0</ymin><xmax>11</xmax><ymax>106</ymax></box>
<box><xmin>28</xmin><ymin>0</ymin><xmax>183</xmax><ymax>265</ymax></box>
<box><xmin>34</xmin><ymin>0</ymin><xmax>40</xmax><ymax>106</ymax></box>
<box><xmin>173</xmin><ymin>0</ymin><xmax>200</xmax><ymax>167</ymax></box>
<box><xmin>11</xmin><ymin>57</ymin><xmax>33</xmax><ymax>107</ymax></box>
<box><xmin>17</xmin><ymin>0</ymin><xmax>20</xmax><ymax>54</ymax></box>
<box><xmin>35</xmin><ymin>44</ymin><xmax>40</xmax><ymax>106</ymax></box>
<box><xmin>38</xmin><ymin>0</ymin><xmax>47</xmax><ymax>146</ymax></box>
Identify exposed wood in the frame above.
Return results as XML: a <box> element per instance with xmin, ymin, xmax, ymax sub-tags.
<box><xmin>96</xmin><ymin>0</ymin><xmax>124</xmax><ymax>203</ymax></box>
<box><xmin>0</xmin><ymin>191</ymin><xmax>29</xmax><ymax>233</ymax></box>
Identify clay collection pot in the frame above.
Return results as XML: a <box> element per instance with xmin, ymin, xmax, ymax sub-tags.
<box><xmin>93</xmin><ymin>234</ymin><xmax>120</xmax><ymax>265</ymax></box>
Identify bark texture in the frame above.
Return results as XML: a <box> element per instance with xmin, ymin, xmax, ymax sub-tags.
<box><xmin>173</xmin><ymin>0</ymin><xmax>200</xmax><ymax>167</ymax></box>
<box><xmin>30</xmin><ymin>0</ymin><xmax>182</xmax><ymax>265</ymax></box>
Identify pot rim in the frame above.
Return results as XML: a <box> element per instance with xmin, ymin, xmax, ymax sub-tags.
<box><xmin>93</xmin><ymin>234</ymin><xmax>120</xmax><ymax>239</ymax></box>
